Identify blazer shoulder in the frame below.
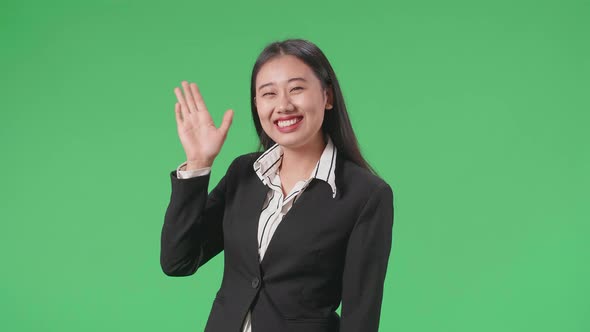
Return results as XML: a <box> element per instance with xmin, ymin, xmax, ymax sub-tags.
<box><xmin>338</xmin><ymin>157</ymin><xmax>393</xmax><ymax>196</ymax></box>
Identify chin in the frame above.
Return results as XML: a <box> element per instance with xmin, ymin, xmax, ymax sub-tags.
<box><xmin>271</xmin><ymin>137</ymin><xmax>302</xmax><ymax>149</ymax></box>
<box><xmin>263</xmin><ymin>122</ymin><xmax>322</xmax><ymax>150</ymax></box>
<box><xmin>267</xmin><ymin>133</ymin><xmax>302</xmax><ymax>148</ymax></box>
<box><xmin>278</xmin><ymin>136</ymin><xmax>322</xmax><ymax>152</ymax></box>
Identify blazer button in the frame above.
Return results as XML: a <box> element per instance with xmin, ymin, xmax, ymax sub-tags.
<box><xmin>251</xmin><ymin>277</ymin><xmax>260</xmax><ymax>289</ymax></box>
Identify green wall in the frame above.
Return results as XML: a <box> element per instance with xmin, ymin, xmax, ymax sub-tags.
<box><xmin>1</xmin><ymin>0</ymin><xmax>588</xmax><ymax>331</ymax></box>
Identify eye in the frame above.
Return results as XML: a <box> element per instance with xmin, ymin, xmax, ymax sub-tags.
<box><xmin>290</xmin><ymin>86</ymin><xmax>304</xmax><ymax>92</ymax></box>
<box><xmin>262</xmin><ymin>92</ymin><xmax>276</xmax><ymax>97</ymax></box>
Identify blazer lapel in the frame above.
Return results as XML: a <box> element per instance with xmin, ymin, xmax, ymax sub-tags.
<box><xmin>242</xmin><ymin>154</ymin><xmax>343</xmax><ymax>272</ymax></box>
<box><xmin>258</xmin><ymin>176</ymin><xmax>336</xmax><ymax>272</ymax></box>
<box><xmin>232</xmin><ymin>171</ymin><xmax>269</xmax><ymax>269</ymax></box>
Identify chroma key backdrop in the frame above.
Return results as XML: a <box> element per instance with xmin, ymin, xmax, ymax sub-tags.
<box><xmin>0</xmin><ymin>0</ymin><xmax>588</xmax><ymax>331</ymax></box>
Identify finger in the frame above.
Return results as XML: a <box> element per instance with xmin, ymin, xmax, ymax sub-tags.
<box><xmin>174</xmin><ymin>102</ymin><xmax>183</xmax><ymax>125</ymax></box>
<box><xmin>219</xmin><ymin>109</ymin><xmax>234</xmax><ymax>137</ymax></box>
<box><xmin>174</xmin><ymin>87</ymin><xmax>191</xmax><ymax>117</ymax></box>
<box><xmin>190</xmin><ymin>83</ymin><xmax>208</xmax><ymax>113</ymax></box>
<box><xmin>181</xmin><ymin>81</ymin><xmax>198</xmax><ymax>113</ymax></box>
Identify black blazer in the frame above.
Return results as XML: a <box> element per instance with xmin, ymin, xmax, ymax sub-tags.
<box><xmin>161</xmin><ymin>151</ymin><xmax>394</xmax><ymax>332</ymax></box>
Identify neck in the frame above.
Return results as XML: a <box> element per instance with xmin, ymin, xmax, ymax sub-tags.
<box><xmin>279</xmin><ymin>133</ymin><xmax>326</xmax><ymax>179</ymax></box>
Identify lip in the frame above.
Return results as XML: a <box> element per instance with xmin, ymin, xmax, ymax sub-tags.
<box><xmin>274</xmin><ymin>116</ymin><xmax>303</xmax><ymax>133</ymax></box>
<box><xmin>273</xmin><ymin>115</ymin><xmax>303</xmax><ymax>124</ymax></box>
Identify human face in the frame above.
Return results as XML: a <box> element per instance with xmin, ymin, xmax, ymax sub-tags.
<box><xmin>254</xmin><ymin>55</ymin><xmax>333</xmax><ymax>151</ymax></box>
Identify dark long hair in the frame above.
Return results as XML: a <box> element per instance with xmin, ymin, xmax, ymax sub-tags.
<box><xmin>250</xmin><ymin>39</ymin><xmax>376</xmax><ymax>175</ymax></box>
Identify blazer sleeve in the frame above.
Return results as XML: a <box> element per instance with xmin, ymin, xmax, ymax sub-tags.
<box><xmin>160</xmin><ymin>157</ymin><xmax>238</xmax><ymax>277</ymax></box>
<box><xmin>340</xmin><ymin>183</ymin><xmax>394</xmax><ymax>331</ymax></box>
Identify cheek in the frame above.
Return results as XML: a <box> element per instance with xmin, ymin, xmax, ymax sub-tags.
<box><xmin>300</xmin><ymin>100</ymin><xmax>325</xmax><ymax>119</ymax></box>
<box><xmin>296</xmin><ymin>93</ymin><xmax>324</xmax><ymax>112</ymax></box>
<box><xmin>257</xmin><ymin>108</ymin><xmax>273</xmax><ymax>125</ymax></box>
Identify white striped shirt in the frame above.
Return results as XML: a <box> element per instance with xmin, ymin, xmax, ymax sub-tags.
<box><xmin>176</xmin><ymin>135</ymin><xmax>338</xmax><ymax>332</ymax></box>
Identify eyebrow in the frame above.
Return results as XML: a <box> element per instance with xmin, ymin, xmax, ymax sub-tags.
<box><xmin>257</xmin><ymin>77</ymin><xmax>307</xmax><ymax>91</ymax></box>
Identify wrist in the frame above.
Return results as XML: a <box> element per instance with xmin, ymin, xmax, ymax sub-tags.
<box><xmin>186</xmin><ymin>158</ymin><xmax>213</xmax><ymax>170</ymax></box>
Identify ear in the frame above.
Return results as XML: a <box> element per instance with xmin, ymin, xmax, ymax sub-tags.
<box><xmin>253</xmin><ymin>96</ymin><xmax>257</xmax><ymax>107</ymax></box>
<box><xmin>325</xmin><ymin>85</ymin><xmax>334</xmax><ymax>110</ymax></box>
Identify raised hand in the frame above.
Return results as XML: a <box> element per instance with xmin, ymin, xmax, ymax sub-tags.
<box><xmin>174</xmin><ymin>81</ymin><xmax>234</xmax><ymax>169</ymax></box>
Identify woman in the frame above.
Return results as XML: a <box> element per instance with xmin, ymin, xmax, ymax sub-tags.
<box><xmin>161</xmin><ymin>39</ymin><xmax>394</xmax><ymax>332</ymax></box>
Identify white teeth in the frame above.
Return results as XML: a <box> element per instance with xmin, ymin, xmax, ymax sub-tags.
<box><xmin>277</xmin><ymin>118</ymin><xmax>301</xmax><ymax>128</ymax></box>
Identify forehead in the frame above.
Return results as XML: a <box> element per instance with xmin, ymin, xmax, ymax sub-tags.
<box><xmin>255</xmin><ymin>55</ymin><xmax>316</xmax><ymax>87</ymax></box>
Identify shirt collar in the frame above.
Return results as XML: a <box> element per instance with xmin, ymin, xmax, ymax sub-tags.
<box><xmin>253</xmin><ymin>135</ymin><xmax>338</xmax><ymax>198</ymax></box>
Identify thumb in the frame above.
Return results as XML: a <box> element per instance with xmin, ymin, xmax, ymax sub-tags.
<box><xmin>219</xmin><ymin>109</ymin><xmax>234</xmax><ymax>136</ymax></box>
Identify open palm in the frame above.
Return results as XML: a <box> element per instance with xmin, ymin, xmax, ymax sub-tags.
<box><xmin>174</xmin><ymin>81</ymin><xmax>233</xmax><ymax>167</ymax></box>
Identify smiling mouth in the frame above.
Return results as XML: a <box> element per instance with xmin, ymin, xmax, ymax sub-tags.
<box><xmin>275</xmin><ymin>116</ymin><xmax>303</xmax><ymax>128</ymax></box>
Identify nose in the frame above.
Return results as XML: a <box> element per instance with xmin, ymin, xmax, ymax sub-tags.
<box><xmin>277</xmin><ymin>92</ymin><xmax>295</xmax><ymax>113</ymax></box>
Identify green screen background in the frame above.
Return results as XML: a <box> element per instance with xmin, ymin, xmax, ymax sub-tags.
<box><xmin>1</xmin><ymin>0</ymin><xmax>588</xmax><ymax>331</ymax></box>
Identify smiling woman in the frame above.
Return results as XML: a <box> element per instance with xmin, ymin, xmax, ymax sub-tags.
<box><xmin>254</xmin><ymin>55</ymin><xmax>331</xmax><ymax>152</ymax></box>
<box><xmin>249</xmin><ymin>39</ymin><xmax>376</xmax><ymax>175</ymax></box>
<box><xmin>161</xmin><ymin>39</ymin><xmax>395</xmax><ymax>332</ymax></box>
